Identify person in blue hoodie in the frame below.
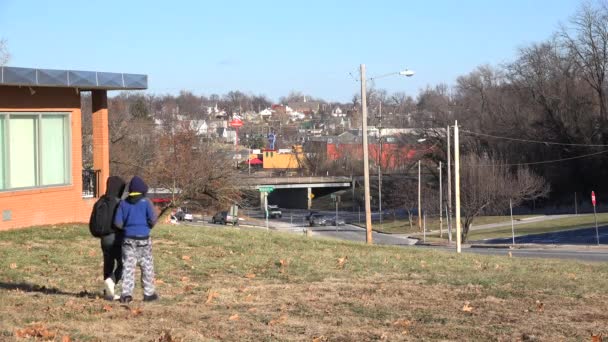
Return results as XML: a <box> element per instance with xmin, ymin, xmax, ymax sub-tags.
<box><xmin>114</xmin><ymin>176</ymin><xmax>158</xmax><ymax>303</ymax></box>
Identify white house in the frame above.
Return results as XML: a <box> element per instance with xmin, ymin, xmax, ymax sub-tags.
<box><xmin>189</xmin><ymin>120</ymin><xmax>208</xmax><ymax>135</ymax></box>
<box><xmin>259</xmin><ymin>108</ymin><xmax>272</xmax><ymax>118</ymax></box>
<box><xmin>331</xmin><ymin>107</ymin><xmax>345</xmax><ymax>117</ymax></box>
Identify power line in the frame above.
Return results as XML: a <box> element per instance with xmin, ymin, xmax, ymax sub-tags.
<box><xmin>472</xmin><ymin>149</ymin><xmax>608</xmax><ymax>167</ymax></box>
<box><xmin>461</xmin><ymin>129</ymin><xmax>608</xmax><ymax>147</ymax></box>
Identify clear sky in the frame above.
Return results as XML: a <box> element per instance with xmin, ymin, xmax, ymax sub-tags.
<box><xmin>0</xmin><ymin>0</ymin><xmax>581</xmax><ymax>102</ymax></box>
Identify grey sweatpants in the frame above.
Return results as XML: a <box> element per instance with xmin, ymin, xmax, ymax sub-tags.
<box><xmin>121</xmin><ymin>238</ymin><xmax>155</xmax><ymax>297</ymax></box>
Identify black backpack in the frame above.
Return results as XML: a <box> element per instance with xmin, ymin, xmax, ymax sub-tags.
<box><xmin>89</xmin><ymin>195</ymin><xmax>118</xmax><ymax>238</ymax></box>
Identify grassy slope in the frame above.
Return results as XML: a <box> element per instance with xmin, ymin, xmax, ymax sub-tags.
<box><xmin>0</xmin><ymin>224</ymin><xmax>606</xmax><ymax>341</ymax></box>
<box><xmin>467</xmin><ymin>213</ymin><xmax>608</xmax><ymax>241</ymax></box>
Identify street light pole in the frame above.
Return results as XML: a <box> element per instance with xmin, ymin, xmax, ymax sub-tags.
<box><xmin>439</xmin><ymin>161</ymin><xmax>443</xmax><ymax>238</ymax></box>
<box><xmin>418</xmin><ymin>160</ymin><xmax>422</xmax><ymax>231</ymax></box>
<box><xmin>446</xmin><ymin>125</ymin><xmax>453</xmax><ymax>244</ymax></box>
<box><xmin>454</xmin><ymin>120</ymin><xmax>462</xmax><ymax>253</ymax></box>
<box><xmin>360</xmin><ymin>64</ymin><xmax>373</xmax><ymax>244</ymax></box>
<box><xmin>358</xmin><ymin>65</ymin><xmax>414</xmax><ymax>244</ymax></box>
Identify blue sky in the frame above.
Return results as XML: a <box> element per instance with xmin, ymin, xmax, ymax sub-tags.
<box><xmin>0</xmin><ymin>0</ymin><xmax>581</xmax><ymax>102</ymax></box>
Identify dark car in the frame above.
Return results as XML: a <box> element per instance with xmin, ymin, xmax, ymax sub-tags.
<box><xmin>308</xmin><ymin>214</ymin><xmax>327</xmax><ymax>227</ymax></box>
<box><xmin>267</xmin><ymin>205</ymin><xmax>282</xmax><ymax>218</ymax></box>
<box><xmin>211</xmin><ymin>211</ymin><xmax>238</xmax><ymax>225</ymax></box>
<box><xmin>327</xmin><ymin>217</ymin><xmax>346</xmax><ymax>226</ymax></box>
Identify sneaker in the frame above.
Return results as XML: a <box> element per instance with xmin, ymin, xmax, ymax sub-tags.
<box><xmin>119</xmin><ymin>295</ymin><xmax>133</xmax><ymax>304</ymax></box>
<box><xmin>143</xmin><ymin>293</ymin><xmax>159</xmax><ymax>302</ymax></box>
<box><xmin>103</xmin><ymin>278</ymin><xmax>115</xmax><ymax>301</ymax></box>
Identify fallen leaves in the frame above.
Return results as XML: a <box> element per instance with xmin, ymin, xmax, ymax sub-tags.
<box><xmin>88</xmin><ymin>249</ymin><xmax>97</xmax><ymax>257</ymax></box>
<box><xmin>130</xmin><ymin>307</ymin><xmax>143</xmax><ymax>316</ymax></box>
<box><xmin>312</xmin><ymin>336</ymin><xmax>327</xmax><ymax>342</ymax></box>
<box><xmin>278</xmin><ymin>259</ymin><xmax>289</xmax><ymax>273</ymax></box>
<box><xmin>535</xmin><ymin>300</ymin><xmax>544</xmax><ymax>313</ymax></box>
<box><xmin>155</xmin><ymin>330</ymin><xmax>182</xmax><ymax>342</ymax></box>
<box><xmin>268</xmin><ymin>314</ymin><xmax>288</xmax><ymax>326</ymax></box>
<box><xmin>462</xmin><ymin>301</ymin><xmax>474</xmax><ymax>313</ymax></box>
<box><xmin>244</xmin><ymin>273</ymin><xmax>256</xmax><ymax>279</ymax></box>
<box><xmin>206</xmin><ymin>290</ymin><xmax>219</xmax><ymax>304</ymax></box>
<box><xmin>337</xmin><ymin>256</ymin><xmax>348</xmax><ymax>268</ymax></box>
<box><xmin>393</xmin><ymin>319</ymin><xmax>411</xmax><ymax>335</ymax></box>
<box><xmin>15</xmin><ymin>323</ymin><xmax>55</xmax><ymax>340</ymax></box>
<box><xmin>102</xmin><ymin>304</ymin><xmax>113</xmax><ymax>312</ymax></box>
<box><xmin>9</xmin><ymin>262</ymin><xmax>17</xmax><ymax>269</ymax></box>
<box><xmin>181</xmin><ymin>255</ymin><xmax>191</xmax><ymax>261</ymax></box>
<box><xmin>228</xmin><ymin>313</ymin><xmax>240</xmax><ymax>321</ymax></box>
<box><xmin>591</xmin><ymin>333</ymin><xmax>603</xmax><ymax>342</ymax></box>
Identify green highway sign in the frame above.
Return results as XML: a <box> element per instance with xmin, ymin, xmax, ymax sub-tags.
<box><xmin>258</xmin><ymin>186</ymin><xmax>275</xmax><ymax>193</ymax></box>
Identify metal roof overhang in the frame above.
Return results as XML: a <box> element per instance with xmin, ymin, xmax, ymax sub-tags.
<box><xmin>0</xmin><ymin>66</ymin><xmax>147</xmax><ymax>90</ymax></box>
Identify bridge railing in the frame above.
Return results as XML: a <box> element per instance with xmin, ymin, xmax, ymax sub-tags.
<box><xmin>242</xmin><ymin>176</ymin><xmax>352</xmax><ymax>185</ymax></box>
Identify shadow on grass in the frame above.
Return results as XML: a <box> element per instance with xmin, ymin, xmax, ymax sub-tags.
<box><xmin>0</xmin><ymin>282</ymin><xmax>99</xmax><ymax>299</ymax></box>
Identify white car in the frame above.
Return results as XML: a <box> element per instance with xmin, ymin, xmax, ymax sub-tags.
<box><xmin>267</xmin><ymin>205</ymin><xmax>282</xmax><ymax>218</ymax></box>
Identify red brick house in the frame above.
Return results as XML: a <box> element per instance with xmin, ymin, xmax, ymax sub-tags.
<box><xmin>0</xmin><ymin>66</ymin><xmax>146</xmax><ymax>230</ymax></box>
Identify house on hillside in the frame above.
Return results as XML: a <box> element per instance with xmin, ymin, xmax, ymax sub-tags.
<box><xmin>0</xmin><ymin>66</ymin><xmax>147</xmax><ymax>230</ymax></box>
<box><xmin>288</xmin><ymin>101</ymin><xmax>320</xmax><ymax>115</ymax></box>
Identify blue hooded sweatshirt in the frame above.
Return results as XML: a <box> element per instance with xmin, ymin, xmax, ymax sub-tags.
<box><xmin>114</xmin><ymin>194</ymin><xmax>157</xmax><ymax>239</ymax></box>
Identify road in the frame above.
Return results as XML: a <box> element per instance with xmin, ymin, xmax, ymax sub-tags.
<box><xmin>483</xmin><ymin>226</ymin><xmax>608</xmax><ymax>245</ymax></box>
<box><xmin>193</xmin><ymin>208</ymin><xmax>608</xmax><ymax>262</ymax></box>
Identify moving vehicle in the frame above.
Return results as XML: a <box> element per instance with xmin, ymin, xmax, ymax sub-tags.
<box><xmin>211</xmin><ymin>211</ymin><xmax>238</xmax><ymax>225</ymax></box>
<box><xmin>308</xmin><ymin>213</ymin><xmax>327</xmax><ymax>226</ymax></box>
<box><xmin>267</xmin><ymin>205</ymin><xmax>282</xmax><ymax>218</ymax></box>
<box><xmin>327</xmin><ymin>217</ymin><xmax>345</xmax><ymax>226</ymax></box>
<box><xmin>175</xmin><ymin>207</ymin><xmax>193</xmax><ymax>222</ymax></box>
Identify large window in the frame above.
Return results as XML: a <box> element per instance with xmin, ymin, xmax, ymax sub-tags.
<box><xmin>0</xmin><ymin>112</ymin><xmax>71</xmax><ymax>190</ymax></box>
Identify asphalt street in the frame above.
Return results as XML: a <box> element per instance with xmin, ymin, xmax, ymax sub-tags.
<box><xmin>194</xmin><ymin>208</ymin><xmax>608</xmax><ymax>262</ymax></box>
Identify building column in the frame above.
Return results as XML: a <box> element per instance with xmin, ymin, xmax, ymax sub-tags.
<box><xmin>307</xmin><ymin>187</ymin><xmax>312</xmax><ymax>210</ymax></box>
<box><xmin>92</xmin><ymin>90</ymin><xmax>110</xmax><ymax>197</ymax></box>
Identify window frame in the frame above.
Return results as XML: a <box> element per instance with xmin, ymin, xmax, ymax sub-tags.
<box><xmin>0</xmin><ymin>111</ymin><xmax>72</xmax><ymax>191</ymax></box>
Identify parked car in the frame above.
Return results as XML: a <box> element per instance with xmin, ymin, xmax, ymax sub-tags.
<box><xmin>327</xmin><ymin>217</ymin><xmax>346</xmax><ymax>226</ymax></box>
<box><xmin>211</xmin><ymin>211</ymin><xmax>238</xmax><ymax>225</ymax></box>
<box><xmin>308</xmin><ymin>214</ymin><xmax>327</xmax><ymax>227</ymax></box>
<box><xmin>267</xmin><ymin>205</ymin><xmax>282</xmax><ymax>218</ymax></box>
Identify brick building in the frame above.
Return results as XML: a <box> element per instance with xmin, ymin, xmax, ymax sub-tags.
<box><xmin>0</xmin><ymin>66</ymin><xmax>146</xmax><ymax>230</ymax></box>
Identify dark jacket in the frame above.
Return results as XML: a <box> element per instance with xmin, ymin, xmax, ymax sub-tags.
<box><xmin>89</xmin><ymin>176</ymin><xmax>126</xmax><ymax>237</ymax></box>
<box><xmin>106</xmin><ymin>176</ymin><xmax>126</xmax><ymax>231</ymax></box>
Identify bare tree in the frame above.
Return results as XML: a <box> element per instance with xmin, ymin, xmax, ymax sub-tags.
<box><xmin>459</xmin><ymin>154</ymin><xmax>549</xmax><ymax>242</ymax></box>
<box><xmin>0</xmin><ymin>38</ymin><xmax>10</xmax><ymax>66</ymax></box>
<box><xmin>560</xmin><ymin>1</ymin><xmax>608</xmax><ymax>120</ymax></box>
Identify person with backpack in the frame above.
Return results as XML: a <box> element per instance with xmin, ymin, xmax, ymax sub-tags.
<box><xmin>114</xmin><ymin>176</ymin><xmax>159</xmax><ymax>303</ymax></box>
<box><xmin>89</xmin><ymin>176</ymin><xmax>126</xmax><ymax>301</ymax></box>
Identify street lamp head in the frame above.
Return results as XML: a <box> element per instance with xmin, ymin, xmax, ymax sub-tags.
<box><xmin>417</xmin><ymin>138</ymin><xmax>427</xmax><ymax>143</ymax></box>
<box><xmin>399</xmin><ymin>69</ymin><xmax>415</xmax><ymax>77</ymax></box>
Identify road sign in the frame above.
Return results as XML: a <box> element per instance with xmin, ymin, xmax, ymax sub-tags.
<box><xmin>230</xmin><ymin>119</ymin><xmax>244</xmax><ymax>128</ymax></box>
<box><xmin>592</xmin><ymin>191</ymin><xmax>596</xmax><ymax>207</ymax></box>
<box><xmin>259</xmin><ymin>186</ymin><xmax>274</xmax><ymax>193</ymax></box>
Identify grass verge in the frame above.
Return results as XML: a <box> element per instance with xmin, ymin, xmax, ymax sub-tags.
<box><xmin>0</xmin><ymin>224</ymin><xmax>606</xmax><ymax>341</ymax></box>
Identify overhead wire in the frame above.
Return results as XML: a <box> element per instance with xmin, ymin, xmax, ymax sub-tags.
<box><xmin>457</xmin><ymin>128</ymin><xmax>608</xmax><ymax>166</ymax></box>
<box><xmin>461</xmin><ymin>129</ymin><xmax>608</xmax><ymax>147</ymax></box>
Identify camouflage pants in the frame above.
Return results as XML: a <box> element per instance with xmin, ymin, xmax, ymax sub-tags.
<box><xmin>121</xmin><ymin>238</ymin><xmax>155</xmax><ymax>297</ymax></box>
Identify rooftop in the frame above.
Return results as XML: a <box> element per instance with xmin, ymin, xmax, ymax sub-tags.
<box><xmin>0</xmin><ymin>66</ymin><xmax>147</xmax><ymax>90</ymax></box>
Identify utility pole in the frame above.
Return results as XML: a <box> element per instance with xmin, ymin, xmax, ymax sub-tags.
<box><xmin>454</xmin><ymin>120</ymin><xmax>462</xmax><ymax>253</ymax></box>
<box><xmin>439</xmin><ymin>161</ymin><xmax>443</xmax><ymax>238</ymax></box>
<box><xmin>418</xmin><ymin>160</ymin><xmax>422</xmax><ymax>231</ymax></box>
<box><xmin>379</xmin><ymin>165</ymin><xmax>382</xmax><ymax>229</ymax></box>
<box><xmin>378</xmin><ymin>109</ymin><xmax>383</xmax><ymax>230</ymax></box>
<box><xmin>447</xmin><ymin>125</ymin><xmax>453</xmax><ymax>244</ymax></box>
<box><xmin>360</xmin><ymin>64</ymin><xmax>373</xmax><ymax>244</ymax></box>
